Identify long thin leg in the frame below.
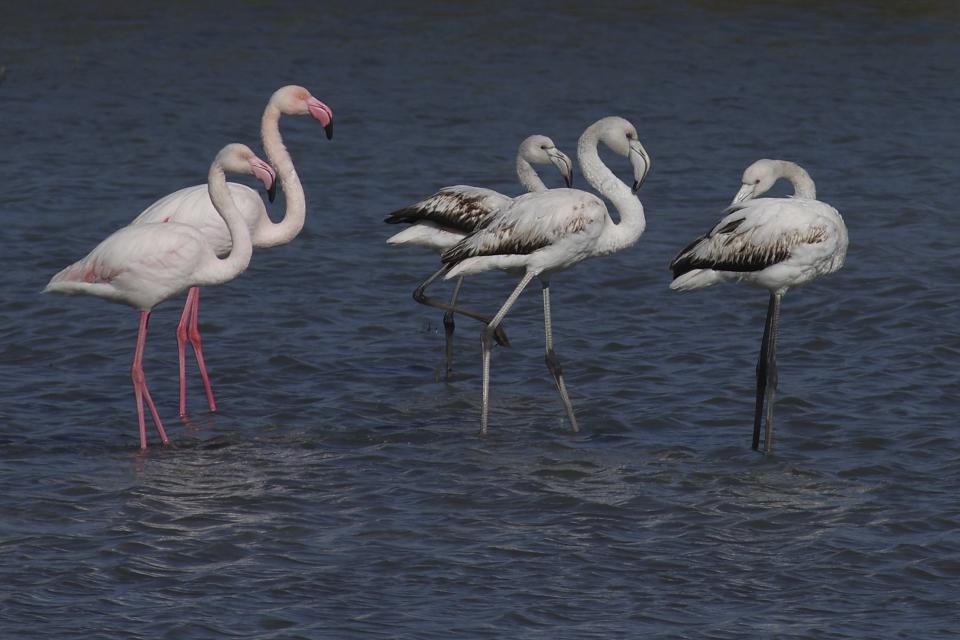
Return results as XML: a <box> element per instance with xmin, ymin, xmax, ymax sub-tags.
<box><xmin>132</xmin><ymin>311</ymin><xmax>170</xmax><ymax>450</ymax></box>
<box><xmin>187</xmin><ymin>288</ymin><xmax>217</xmax><ymax>414</ymax></box>
<box><xmin>442</xmin><ymin>276</ymin><xmax>464</xmax><ymax>379</ymax></box>
<box><xmin>752</xmin><ymin>292</ymin><xmax>781</xmax><ymax>453</ymax></box>
<box><xmin>414</xmin><ymin>265</ymin><xmax>510</xmax><ymax>347</ymax></box>
<box><xmin>176</xmin><ymin>289</ymin><xmax>194</xmax><ymax>418</ymax></box>
<box><xmin>762</xmin><ymin>293</ymin><xmax>782</xmax><ymax>453</ymax></box>
<box><xmin>541</xmin><ymin>280</ymin><xmax>579</xmax><ymax>432</ymax></box>
<box><xmin>480</xmin><ymin>272</ymin><xmax>536</xmax><ymax>434</ymax></box>
<box><xmin>177</xmin><ymin>288</ymin><xmax>218</xmax><ymax>417</ymax></box>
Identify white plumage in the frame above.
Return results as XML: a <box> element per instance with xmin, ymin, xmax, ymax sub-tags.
<box><xmin>669</xmin><ymin>158</ymin><xmax>848</xmax><ymax>453</ymax></box>
<box><xmin>386</xmin><ymin>134</ymin><xmax>573</xmax><ymax>250</ymax></box>
<box><xmin>45</xmin><ymin>144</ymin><xmax>276</xmax><ymax>450</ymax></box>
<box><xmin>385</xmin><ymin>135</ymin><xmax>574</xmax><ymax>377</ymax></box>
<box><xmin>670</xmin><ymin>196</ymin><xmax>847</xmax><ymax>292</ymax></box>
<box><xmin>440</xmin><ymin>116</ymin><xmax>652</xmax><ymax>434</ymax></box>
<box><xmin>129</xmin><ymin>85</ymin><xmax>333</xmax><ymax>417</ymax></box>
<box><xmin>385</xmin><ymin>185</ymin><xmax>514</xmax><ymax>252</ymax></box>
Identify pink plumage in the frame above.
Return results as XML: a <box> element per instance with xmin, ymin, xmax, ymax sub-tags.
<box><xmin>45</xmin><ymin>144</ymin><xmax>276</xmax><ymax>450</ymax></box>
<box><xmin>127</xmin><ymin>85</ymin><xmax>333</xmax><ymax>417</ymax></box>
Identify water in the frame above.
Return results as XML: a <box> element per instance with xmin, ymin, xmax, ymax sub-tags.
<box><xmin>2</xmin><ymin>1</ymin><xmax>959</xmax><ymax>637</ymax></box>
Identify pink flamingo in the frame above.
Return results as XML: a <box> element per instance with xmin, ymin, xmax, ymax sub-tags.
<box><xmin>131</xmin><ymin>86</ymin><xmax>333</xmax><ymax>417</ymax></box>
<box><xmin>44</xmin><ymin>144</ymin><xmax>276</xmax><ymax>450</ymax></box>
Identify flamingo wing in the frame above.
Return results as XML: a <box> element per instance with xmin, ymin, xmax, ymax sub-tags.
<box><xmin>442</xmin><ymin>189</ymin><xmax>605</xmax><ymax>264</ymax></box>
<box><xmin>670</xmin><ymin>198</ymin><xmax>833</xmax><ymax>278</ymax></box>
<box><xmin>385</xmin><ymin>185</ymin><xmax>512</xmax><ymax>235</ymax></box>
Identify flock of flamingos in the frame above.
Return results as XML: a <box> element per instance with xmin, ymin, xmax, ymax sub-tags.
<box><xmin>44</xmin><ymin>85</ymin><xmax>849</xmax><ymax>454</ymax></box>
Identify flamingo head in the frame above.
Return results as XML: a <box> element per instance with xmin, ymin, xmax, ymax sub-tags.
<box><xmin>520</xmin><ymin>135</ymin><xmax>574</xmax><ymax>188</ymax></box>
<box><xmin>594</xmin><ymin>117</ymin><xmax>651</xmax><ymax>193</ymax></box>
<box><xmin>217</xmin><ymin>144</ymin><xmax>277</xmax><ymax>201</ymax></box>
<box><xmin>732</xmin><ymin>159</ymin><xmax>779</xmax><ymax>204</ymax></box>
<box><xmin>271</xmin><ymin>85</ymin><xmax>334</xmax><ymax>140</ymax></box>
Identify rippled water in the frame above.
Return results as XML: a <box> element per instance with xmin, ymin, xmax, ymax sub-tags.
<box><xmin>2</xmin><ymin>2</ymin><xmax>959</xmax><ymax>638</ymax></box>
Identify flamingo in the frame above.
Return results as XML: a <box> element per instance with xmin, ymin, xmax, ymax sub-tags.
<box><xmin>669</xmin><ymin>158</ymin><xmax>848</xmax><ymax>453</ymax></box>
<box><xmin>131</xmin><ymin>85</ymin><xmax>333</xmax><ymax>417</ymax></box>
<box><xmin>438</xmin><ymin>117</ymin><xmax>651</xmax><ymax>433</ymax></box>
<box><xmin>385</xmin><ymin>135</ymin><xmax>573</xmax><ymax>377</ymax></box>
<box><xmin>44</xmin><ymin>144</ymin><xmax>276</xmax><ymax>450</ymax></box>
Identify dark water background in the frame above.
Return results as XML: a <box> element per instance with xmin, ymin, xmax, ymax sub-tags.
<box><xmin>2</xmin><ymin>1</ymin><xmax>959</xmax><ymax>638</ymax></box>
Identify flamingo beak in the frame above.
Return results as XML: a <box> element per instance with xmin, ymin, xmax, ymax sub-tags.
<box><xmin>731</xmin><ymin>184</ymin><xmax>755</xmax><ymax>205</ymax></box>
<box><xmin>251</xmin><ymin>158</ymin><xmax>277</xmax><ymax>202</ymax></box>
<box><xmin>307</xmin><ymin>97</ymin><xmax>334</xmax><ymax>140</ymax></box>
<box><xmin>549</xmin><ymin>149</ymin><xmax>574</xmax><ymax>188</ymax></box>
<box><xmin>629</xmin><ymin>141</ymin><xmax>651</xmax><ymax>194</ymax></box>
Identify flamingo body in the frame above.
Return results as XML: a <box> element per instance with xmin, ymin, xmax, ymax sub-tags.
<box><xmin>46</xmin><ymin>222</ymin><xmax>223</xmax><ymax>310</ymax></box>
<box><xmin>443</xmin><ymin>187</ymin><xmax>611</xmax><ymax>278</ymax></box>
<box><xmin>670</xmin><ymin>196</ymin><xmax>847</xmax><ymax>293</ymax></box>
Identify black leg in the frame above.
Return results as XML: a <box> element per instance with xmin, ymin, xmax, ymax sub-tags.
<box><xmin>442</xmin><ymin>276</ymin><xmax>463</xmax><ymax>379</ymax></box>
<box><xmin>542</xmin><ymin>280</ymin><xmax>578</xmax><ymax>431</ymax></box>
<box><xmin>752</xmin><ymin>292</ymin><xmax>782</xmax><ymax>453</ymax></box>
<box><xmin>763</xmin><ymin>293</ymin><xmax>782</xmax><ymax>453</ymax></box>
<box><xmin>413</xmin><ymin>265</ymin><xmax>510</xmax><ymax>347</ymax></box>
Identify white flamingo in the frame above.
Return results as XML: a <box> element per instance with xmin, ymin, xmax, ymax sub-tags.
<box><xmin>44</xmin><ymin>144</ymin><xmax>276</xmax><ymax>450</ymax></box>
<box><xmin>384</xmin><ymin>135</ymin><xmax>574</xmax><ymax>377</ymax></box>
<box><xmin>669</xmin><ymin>158</ymin><xmax>848</xmax><ymax>453</ymax></box>
<box><xmin>439</xmin><ymin>117</ymin><xmax>651</xmax><ymax>433</ymax></box>
<box><xmin>131</xmin><ymin>85</ymin><xmax>333</xmax><ymax>417</ymax></box>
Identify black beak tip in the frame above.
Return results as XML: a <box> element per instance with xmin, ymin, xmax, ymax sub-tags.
<box><xmin>632</xmin><ymin>180</ymin><xmax>642</xmax><ymax>194</ymax></box>
<box><xmin>564</xmin><ymin>175</ymin><xmax>573</xmax><ymax>188</ymax></box>
<box><xmin>324</xmin><ymin>123</ymin><xmax>334</xmax><ymax>140</ymax></box>
<box><xmin>268</xmin><ymin>182</ymin><xmax>278</xmax><ymax>203</ymax></box>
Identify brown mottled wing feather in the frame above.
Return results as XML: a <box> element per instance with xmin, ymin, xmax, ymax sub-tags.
<box><xmin>671</xmin><ymin>200</ymin><xmax>828</xmax><ymax>278</ymax></box>
<box><xmin>384</xmin><ymin>186</ymin><xmax>511</xmax><ymax>235</ymax></box>
<box><xmin>442</xmin><ymin>189</ymin><xmax>604</xmax><ymax>265</ymax></box>
<box><xmin>441</xmin><ymin>219</ymin><xmax>552</xmax><ymax>264</ymax></box>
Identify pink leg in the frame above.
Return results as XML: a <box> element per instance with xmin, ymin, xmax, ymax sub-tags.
<box><xmin>176</xmin><ymin>287</ymin><xmax>217</xmax><ymax>417</ymax></box>
<box><xmin>132</xmin><ymin>311</ymin><xmax>170</xmax><ymax>449</ymax></box>
<box><xmin>176</xmin><ymin>289</ymin><xmax>196</xmax><ymax>417</ymax></box>
<box><xmin>187</xmin><ymin>288</ymin><xmax>217</xmax><ymax>414</ymax></box>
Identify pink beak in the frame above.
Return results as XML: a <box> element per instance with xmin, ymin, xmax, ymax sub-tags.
<box><xmin>307</xmin><ymin>97</ymin><xmax>334</xmax><ymax>140</ymax></box>
<box><xmin>251</xmin><ymin>157</ymin><xmax>278</xmax><ymax>202</ymax></box>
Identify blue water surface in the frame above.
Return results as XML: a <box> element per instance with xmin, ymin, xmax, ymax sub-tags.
<box><xmin>1</xmin><ymin>2</ymin><xmax>958</xmax><ymax>638</ymax></box>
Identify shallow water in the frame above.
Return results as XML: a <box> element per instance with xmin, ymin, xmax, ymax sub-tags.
<box><xmin>1</xmin><ymin>1</ymin><xmax>959</xmax><ymax>638</ymax></box>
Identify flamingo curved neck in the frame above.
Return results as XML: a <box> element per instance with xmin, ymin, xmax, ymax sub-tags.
<box><xmin>777</xmin><ymin>160</ymin><xmax>816</xmax><ymax>199</ymax></box>
<box><xmin>516</xmin><ymin>157</ymin><xmax>547</xmax><ymax>192</ymax></box>
<box><xmin>253</xmin><ymin>104</ymin><xmax>307</xmax><ymax>247</ymax></box>
<box><xmin>201</xmin><ymin>165</ymin><xmax>253</xmax><ymax>285</ymax></box>
<box><xmin>577</xmin><ymin>125</ymin><xmax>646</xmax><ymax>256</ymax></box>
